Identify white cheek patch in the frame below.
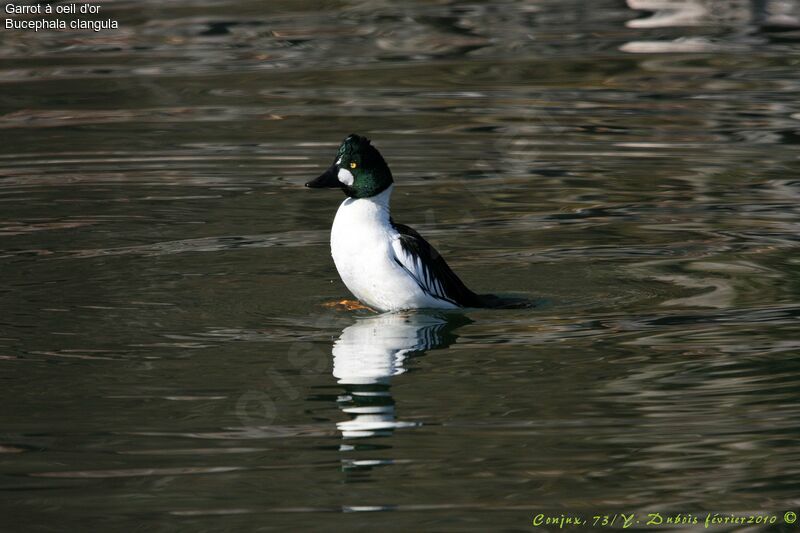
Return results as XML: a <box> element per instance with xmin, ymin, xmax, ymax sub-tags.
<box><xmin>337</xmin><ymin>167</ymin><xmax>354</xmax><ymax>186</ymax></box>
<box><xmin>336</xmin><ymin>157</ymin><xmax>342</xmax><ymax>165</ymax></box>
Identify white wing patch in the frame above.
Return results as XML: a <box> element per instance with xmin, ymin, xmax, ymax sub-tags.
<box><xmin>390</xmin><ymin>237</ymin><xmax>450</xmax><ymax>302</ymax></box>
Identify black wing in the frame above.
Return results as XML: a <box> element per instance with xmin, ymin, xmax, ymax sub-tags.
<box><xmin>390</xmin><ymin>221</ymin><xmax>483</xmax><ymax>308</ymax></box>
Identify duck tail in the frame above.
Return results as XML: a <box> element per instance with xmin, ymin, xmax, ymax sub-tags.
<box><xmin>475</xmin><ymin>293</ymin><xmax>535</xmax><ymax>309</ymax></box>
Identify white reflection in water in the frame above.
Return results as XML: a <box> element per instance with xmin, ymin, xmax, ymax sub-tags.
<box><xmin>332</xmin><ymin>312</ymin><xmax>468</xmax><ymax>440</ymax></box>
<box><xmin>626</xmin><ymin>0</ymin><xmax>799</xmax><ymax>28</ymax></box>
<box><xmin>623</xmin><ymin>0</ymin><xmax>800</xmax><ymax>53</ymax></box>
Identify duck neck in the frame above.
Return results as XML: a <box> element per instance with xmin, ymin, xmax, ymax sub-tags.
<box><xmin>343</xmin><ymin>184</ymin><xmax>393</xmax><ymax>224</ymax></box>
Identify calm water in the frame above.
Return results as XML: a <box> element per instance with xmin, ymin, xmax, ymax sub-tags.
<box><xmin>2</xmin><ymin>0</ymin><xmax>800</xmax><ymax>531</ymax></box>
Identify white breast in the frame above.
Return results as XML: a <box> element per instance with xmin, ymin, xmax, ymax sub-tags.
<box><xmin>329</xmin><ymin>186</ymin><xmax>457</xmax><ymax>312</ymax></box>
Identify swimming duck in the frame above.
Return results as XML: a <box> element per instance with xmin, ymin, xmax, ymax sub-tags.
<box><xmin>306</xmin><ymin>134</ymin><xmax>518</xmax><ymax>312</ymax></box>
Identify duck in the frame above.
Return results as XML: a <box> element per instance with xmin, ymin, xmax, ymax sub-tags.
<box><xmin>306</xmin><ymin>134</ymin><xmax>522</xmax><ymax>312</ymax></box>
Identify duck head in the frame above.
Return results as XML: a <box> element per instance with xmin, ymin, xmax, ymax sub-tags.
<box><xmin>306</xmin><ymin>134</ymin><xmax>394</xmax><ymax>199</ymax></box>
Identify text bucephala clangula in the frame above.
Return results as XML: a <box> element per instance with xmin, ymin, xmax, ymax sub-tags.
<box><xmin>306</xmin><ymin>134</ymin><xmax>519</xmax><ymax>312</ymax></box>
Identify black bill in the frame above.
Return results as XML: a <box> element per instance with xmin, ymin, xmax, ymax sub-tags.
<box><xmin>305</xmin><ymin>164</ymin><xmax>340</xmax><ymax>188</ymax></box>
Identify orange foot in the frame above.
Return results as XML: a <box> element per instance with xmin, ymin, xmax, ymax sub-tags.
<box><xmin>322</xmin><ymin>299</ymin><xmax>375</xmax><ymax>312</ymax></box>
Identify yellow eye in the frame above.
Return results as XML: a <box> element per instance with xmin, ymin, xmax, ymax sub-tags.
<box><xmin>350</xmin><ymin>162</ymin><xmax>357</xmax><ymax>169</ymax></box>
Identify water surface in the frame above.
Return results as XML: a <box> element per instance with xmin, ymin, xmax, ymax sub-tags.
<box><xmin>2</xmin><ymin>0</ymin><xmax>800</xmax><ymax>530</ymax></box>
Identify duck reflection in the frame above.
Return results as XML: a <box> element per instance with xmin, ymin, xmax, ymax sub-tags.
<box><xmin>332</xmin><ymin>311</ymin><xmax>470</xmax><ymax>441</ymax></box>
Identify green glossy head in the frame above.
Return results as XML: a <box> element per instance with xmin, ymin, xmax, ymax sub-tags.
<box><xmin>306</xmin><ymin>134</ymin><xmax>394</xmax><ymax>199</ymax></box>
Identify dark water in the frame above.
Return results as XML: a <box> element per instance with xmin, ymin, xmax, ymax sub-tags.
<box><xmin>2</xmin><ymin>0</ymin><xmax>800</xmax><ymax>530</ymax></box>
